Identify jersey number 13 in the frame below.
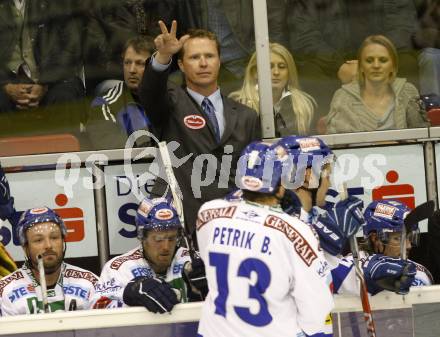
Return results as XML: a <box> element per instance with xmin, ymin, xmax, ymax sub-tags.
<box><xmin>209</xmin><ymin>252</ymin><xmax>272</xmax><ymax>327</ymax></box>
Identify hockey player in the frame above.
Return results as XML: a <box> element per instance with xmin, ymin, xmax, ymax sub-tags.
<box><xmin>0</xmin><ymin>207</ymin><xmax>99</xmax><ymax>315</ymax></box>
<box><xmin>275</xmin><ymin>136</ymin><xmax>365</xmax><ymax>337</ymax></box>
<box><xmin>92</xmin><ymin>197</ymin><xmax>206</xmax><ymax>313</ymax></box>
<box><xmin>196</xmin><ymin>141</ymin><xmax>334</xmax><ymax>337</ymax></box>
<box><xmin>332</xmin><ymin>199</ymin><xmax>432</xmax><ymax>296</ymax></box>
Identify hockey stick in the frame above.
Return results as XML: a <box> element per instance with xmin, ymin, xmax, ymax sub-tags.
<box><xmin>339</xmin><ymin>186</ymin><xmax>377</xmax><ymax>337</ymax></box>
<box><xmin>37</xmin><ymin>254</ymin><xmax>49</xmax><ymax>313</ymax></box>
<box><xmin>401</xmin><ymin>200</ymin><xmax>435</xmax><ymax>260</ymax></box>
<box><xmin>158</xmin><ymin>141</ymin><xmax>195</xmax><ymax>259</ymax></box>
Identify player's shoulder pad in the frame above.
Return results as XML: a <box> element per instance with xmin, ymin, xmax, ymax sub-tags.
<box><xmin>64</xmin><ymin>264</ymin><xmax>99</xmax><ymax>286</ymax></box>
<box><xmin>0</xmin><ymin>269</ymin><xmax>24</xmax><ymax>296</ymax></box>
<box><xmin>109</xmin><ymin>247</ymin><xmax>144</xmax><ymax>271</ymax></box>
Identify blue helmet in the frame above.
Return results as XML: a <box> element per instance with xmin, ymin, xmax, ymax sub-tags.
<box><xmin>275</xmin><ymin>136</ymin><xmax>333</xmax><ymax>188</ymax></box>
<box><xmin>17</xmin><ymin>207</ymin><xmax>67</xmax><ymax>245</ymax></box>
<box><xmin>135</xmin><ymin>197</ymin><xmax>181</xmax><ymax>240</ymax></box>
<box><xmin>236</xmin><ymin>141</ymin><xmax>287</xmax><ymax>194</ymax></box>
<box><xmin>363</xmin><ymin>200</ymin><xmax>419</xmax><ymax>245</ymax></box>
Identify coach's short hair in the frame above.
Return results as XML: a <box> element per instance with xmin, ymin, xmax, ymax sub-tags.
<box><xmin>177</xmin><ymin>29</ymin><xmax>221</xmax><ymax>60</ymax></box>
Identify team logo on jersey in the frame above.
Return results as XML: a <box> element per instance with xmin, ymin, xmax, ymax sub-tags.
<box><xmin>373</xmin><ymin>203</ymin><xmax>397</xmax><ymax>220</ymax></box>
<box><xmin>155</xmin><ymin>209</ymin><xmax>174</xmax><ymax>220</ymax></box>
<box><xmin>29</xmin><ymin>207</ymin><xmax>49</xmax><ymax>215</ymax></box>
<box><xmin>241</xmin><ymin>176</ymin><xmax>263</xmax><ymax>191</ymax></box>
<box><xmin>297</xmin><ymin>138</ymin><xmax>320</xmax><ymax>152</ymax></box>
<box><xmin>184</xmin><ymin>115</ymin><xmax>206</xmax><ymax>129</ymax></box>
<box><xmin>237</xmin><ymin>209</ymin><xmax>261</xmax><ymax>224</ymax></box>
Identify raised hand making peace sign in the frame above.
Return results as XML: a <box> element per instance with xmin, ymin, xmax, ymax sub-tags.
<box><xmin>154</xmin><ymin>20</ymin><xmax>189</xmax><ymax>65</ymax></box>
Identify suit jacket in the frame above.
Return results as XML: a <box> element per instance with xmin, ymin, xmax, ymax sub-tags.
<box><xmin>0</xmin><ymin>0</ymin><xmax>83</xmax><ymax>85</ymax></box>
<box><xmin>139</xmin><ymin>63</ymin><xmax>261</xmax><ymax>239</ymax></box>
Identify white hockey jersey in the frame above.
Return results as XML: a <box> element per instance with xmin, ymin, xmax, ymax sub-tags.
<box><xmin>196</xmin><ymin>198</ymin><xmax>334</xmax><ymax>337</ymax></box>
<box><xmin>0</xmin><ymin>262</ymin><xmax>98</xmax><ymax>316</ymax></box>
<box><xmin>91</xmin><ymin>245</ymin><xmax>192</xmax><ymax>308</ymax></box>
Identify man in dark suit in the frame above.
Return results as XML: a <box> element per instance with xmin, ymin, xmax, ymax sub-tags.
<box><xmin>139</xmin><ymin>20</ymin><xmax>261</xmax><ymax>246</ymax></box>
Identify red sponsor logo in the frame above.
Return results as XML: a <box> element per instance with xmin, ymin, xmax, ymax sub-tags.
<box><xmin>155</xmin><ymin>209</ymin><xmax>173</xmax><ymax>220</ymax></box>
<box><xmin>298</xmin><ymin>138</ymin><xmax>321</xmax><ymax>152</ymax></box>
<box><xmin>373</xmin><ymin>203</ymin><xmax>397</xmax><ymax>219</ymax></box>
<box><xmin>197</xmin><ymin>206</ymin><xmax>237</xmax><ymax>230</ymax></box>
<box><xmin>30</xmin><ymin>207</ymin><xmax>49</xmax><ymax>215</ymax></box>
<box><xmin>110</xmin><ymin>249</ymin><xmax>143</xmax><ymax>270</ymax></box>
<box><xmin>64</xmin><ymin>268</ymin><xmax>99</xmax><ymax>285</ymax></box>
<box><xmin>54</xmin><ymin>194</ymin><xmax>85</xmax><ymax>242</ymax></box>
<box><xmin>264</xmin><ymin>215</ymin><xmax>317</xmax><ymax>266</ymax></box>
<box><xmin>241</xmin><ymin>176</ymin><xmax>263</xmax><ymax>191</ymax></box>
<box><xmin>0</xmin><ymin>271</ymin><xmax>24</xmax><ymax>296</ymax></box>
<box><xmin>138</xmin><ymin>199</ymin><xmax>153</xmax><ymax>217</ymax></box>
<box><xmin>184</xmin><ymin>115</ymin><xmax>206</xmax><ymax>129</ymax></box>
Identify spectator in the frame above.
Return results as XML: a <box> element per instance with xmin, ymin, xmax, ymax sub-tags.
<box><xmin>0</xmin><ymin>0</ymin><xmax>84</xmax><ymax>135</ymax></box>
<box><xmin>229</xmin><ymin>42</ymin><xmax>316</xmax><ymax>136</ymax></box>
<box><xmin>140</xmin><ymin>21</ymin><xmax>261</xmax><ymax>245</ymax></box>
<box><xmin>196</xmin><ymin>0</ymin><xmax>287</xmax><ymax>94</ymax></box>
<box><xmin>326</xmin><ymin>35</ymin><xmax>429</xmax><ymax>134</ymax></box>
<box><xmin>92</xmin><ymin>197</ymin><xmax>207</xmax><ymax>312</ymax></box>
<box><xmin>413</xmin><ymin>0</ymin><xmax>440</xmax><ymax>97</ymax></box>
<box><xmin>86</xmin><ymin>36</ymin><xmax>154</xmax><ymax>150</ymax></box>
<box><xmin>83</xmin><ymin>0</ymin><xmax>199</xmax><ymax>95</ymax></box>
<box><xmin>0</xmin><ymin>207</ymin><xmax>98</xmax><ymax>315</ymax></box>
<box><xmin>287</xmin><ymin>0</ymin><xmax>419</xmax><ymax>119</ymax></box>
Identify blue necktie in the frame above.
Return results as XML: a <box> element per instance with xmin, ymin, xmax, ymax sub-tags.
<box><xmin>201</xmin><ymin>97</ymin><xmax>221</xmax><ymax>142</ymax></box>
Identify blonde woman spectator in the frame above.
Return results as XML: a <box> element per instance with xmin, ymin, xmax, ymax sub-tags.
<box><xmin>229</xmin><ymin>43</ymin><xmax>316</xmax><ymax>136</ymax></box>
<box><xmin>327</xmin><ymin>35</ymin><xmax>429</xmax><ymax>134</ymax></box>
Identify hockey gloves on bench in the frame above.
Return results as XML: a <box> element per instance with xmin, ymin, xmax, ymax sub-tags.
<box><xmin>314</xmin><ymin>196</ymin><xmax>365</xmax><ymax>255</ymax></box>
<box><xmin>183</xmin><ymin>257</ymin><xmax>209</xmax><ymax>300</ymax></box>
<box><xmin>363</xmin><ymin>254</ymin><xmax>416</xmax><ymax>295</ymax></box>
<box><xmin>123</xmin><ymin>276</ymin><xmax>179</xmax><ymax>313</ymax></box>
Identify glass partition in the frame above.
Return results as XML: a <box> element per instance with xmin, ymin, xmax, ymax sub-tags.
<box><xmin>267</xmin><ymin>0</ymin><xmax>438</xmax><ymax>136</ymax></box>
